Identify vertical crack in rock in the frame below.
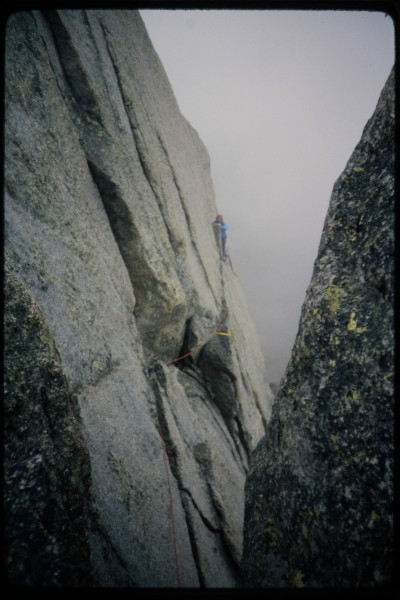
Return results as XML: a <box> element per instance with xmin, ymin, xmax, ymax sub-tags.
<box><xmin>179</xmin><ymin>482</ymin><xmax>241</xmax><ymax>584</ymax></box>
<box><xmin>99</xmin><ymin>14</ymin><xmax>221</xmax><ymax>311</ymax></box>
<box><xmin>150</xmin><ymin>367</ymin><xmax>212</xmax><ymax>586</ymax></box>
<box><xmin>179</xmin><ymin>493</ymin><xmax>207</xmax><ymax>588</ymax></box>
<box><xmin>200</xmin><ymin>357</ymin><xmax>249</xmax><ymax>466</ymax></box>
<box><xmin>98</xmin><ymin>18</ymin><xmax>179</xmax><ymax>256</ymax></box>
<box><xmin>43</xmin><ymin>10</ymin><xmax>188</xmax><ymax>361</ymax></box>
<box><xmin>179</xmin><ymin>486</ymin><xmax>221</xmax><ymax>534</ymax></box>
<box><xmin>240</xmin><ymin>370</ymin><xmax>269</xmax><ymax>432</ymax></box>
<box><xmin>155</xmin><ymin>130</ymin><xmax>221</xmax><ymax>295</ymax></box>
<box><xmin>43</xmin><ymin>10</ymin><xmax>104</xmax><ymax>127</ymax></box>
<box><xmin>197</xmin><ymin>334</ymin><xmax>249</xmax><ymax>465</ymax></box>
<box><xmin>234</xmin><ymin>415</ymin><xmax>250</xmax><ymax>461</ymax></box>
<box><xmin>171</xmin><ymin>313</ymin><xmax>250</xmax><ymax>465</ymax></box>
<box><xmin>84</xmin><ymin>160</ymin><xmax>140</xmax><ymax>287</ymax></box>
<box><xmin>149</xmin><ymin>361</ymin><xmax>243</xmax><ymax>587</ymax></box>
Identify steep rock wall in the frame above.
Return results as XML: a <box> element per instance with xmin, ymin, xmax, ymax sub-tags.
<box><xmin>4</xmin><ymin>10</ymin><xmax>273</xmax><ymax>587</ymax></box>
<box><xmin>241</xmin><ymin>68</ymin><xmax>395</xmax><ymax>588</ymax></box>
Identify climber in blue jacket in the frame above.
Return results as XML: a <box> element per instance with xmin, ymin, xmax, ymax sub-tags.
<box><xmin>212</xmin><ymin>214</ymin><xmax>227</xmax><ymax>259</ymax></box>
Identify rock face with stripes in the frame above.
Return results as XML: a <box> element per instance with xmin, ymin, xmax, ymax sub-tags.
<box><xmin>4</xmin><ymin>10</ymin><xmax>273</xmax><ymax>587</ymax></box>
<box><xmin>241</xmin><ymin>68</ymin><xmax>395</xmax><ymax>588</ymax></box>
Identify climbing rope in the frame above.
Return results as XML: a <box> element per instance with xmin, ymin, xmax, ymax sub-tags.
<box><xmin>167</xmin><ymin>350</ymin><xmax>194</xmax><ymax>366</ymax></box>
<box><xmin>167</xmin><ymin>308</ymin><xmax>229</xmax><ymax>366</ymax></box>
<box><xmin>158</xmin><ymin>309</ymin><xmax>231</xmax><ymax>582</ymax></box>
<box><xmin>158</xmin><ymin>422</ymin><xmax>180</xmax><ymax>586</ymax></box>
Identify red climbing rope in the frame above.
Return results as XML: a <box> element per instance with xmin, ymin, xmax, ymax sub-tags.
<box><xmin>157</xmin><ymin>309</ymin><xmax>229</xmax><ymax>583</ymax></box>
<box><xmin>168</xmin><ymin>350</ymin><xmax>194</xmax><ymax>365</ymax></box>
<box><xmin>158</xmin><ymin>423</ymin><xmax>180</xmax><ymax>586</ymax></box>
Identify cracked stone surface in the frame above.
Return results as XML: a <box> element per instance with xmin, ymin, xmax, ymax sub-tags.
<box><xmin>4</xmin><ymin>10</ymin><xmax>273</xmax><ymax>587</ymax></box>
<box><xmin>241</xmin><ymin>68</ymin><xmax>395</xmax><ymax>588</ymax></box>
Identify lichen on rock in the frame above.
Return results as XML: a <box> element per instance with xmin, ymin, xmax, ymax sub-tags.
<box><xmin>4</xmin><ymin>267</ymin><xmax>93</xmax><ymax>586</ymax></box>
<box><xmin>241</xmin><ymin>67</ymin><xmax>395</xmax><ymax>588</ymax></box>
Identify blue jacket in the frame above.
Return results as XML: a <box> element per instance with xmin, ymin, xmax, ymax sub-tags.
<box><xmin>212</xmin><ymin>219</ymin><xmax>227</xmax><ymax>239</ymax></box>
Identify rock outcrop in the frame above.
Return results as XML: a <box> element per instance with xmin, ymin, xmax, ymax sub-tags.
<box><xmin>4</xmin><ymin>267</ymin><xmax>93</xmax><ymax>586</ymax></box>
<box><xmin>4</xmin><ymin>10</ymin><xmax>272</xmax><ymax>587</ymax></box>
<box><xmin>241</xmin><ymin>67</ymin><xmax>395</xmax><ymax>587</ymax></box>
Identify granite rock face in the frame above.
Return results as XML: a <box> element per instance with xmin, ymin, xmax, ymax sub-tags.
<box><xmin>241</xmin><ymin>68</ymin><xmax>395</xmax><ymax>588</ymax></box>
<box><xmin>4</xmin><ymin>10</ymin><xmax>272</xmax><ymax>587</ymax></box>
<box><xmin>4</xmin><ymin>267</ymin><xmax>93</xmax><ymax>586</ymax></box>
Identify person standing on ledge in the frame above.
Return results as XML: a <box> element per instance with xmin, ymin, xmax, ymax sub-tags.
<box><xmin>212</xmin><ymin>214</ymin><xmax>228</xmax><ymax>260</ymax></box>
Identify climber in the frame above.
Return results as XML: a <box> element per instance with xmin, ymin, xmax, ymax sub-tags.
<box><xmin>212</xmin><ymin>214</ymin><xmax>228</xmax><ymax>259</ymax></box>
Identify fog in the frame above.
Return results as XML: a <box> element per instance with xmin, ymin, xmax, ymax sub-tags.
<box><xmin>140</xmin><ymin>8</ymin><xmax>394</xmax><ymax>384</ymax></box>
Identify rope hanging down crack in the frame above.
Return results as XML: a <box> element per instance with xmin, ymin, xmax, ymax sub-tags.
<box><xmin>158</xmin><ymin>309</ymin><xmax>230</xmax><ymax>583</ymax></box>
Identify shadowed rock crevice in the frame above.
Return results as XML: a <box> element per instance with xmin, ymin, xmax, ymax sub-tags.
<box><xmin>170</xmin><ymin>312</ymin><xmax>250</xmax><ymax>465</ymax></box>
<box><xmin>86</xmin><ymin>160</ymin><xmax>138</xmax><ymax>282</ymax></box>
<box><xmin>85</xmin><ymin>158</ymin><xmax>187</xmax><ymax>359</ymax></box>
<box><xmin>180</xmin><ymin>485</ymin><xmax>220</xmax><ymax>534</ymax></box>
<box><xmin>44</xmin><ymin>10</ymin><xmax>104</xmax><ymax>127</ymax></box>
<box><xmin>98</xmin><ymin>17</ymin><xmax>183</xmax><ymax>259</ymax></box>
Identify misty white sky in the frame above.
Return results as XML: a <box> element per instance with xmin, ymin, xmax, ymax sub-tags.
<box><xmin>140</xmin><ymin>8</ymin><xmax>395</xmax><ymax>384</ymax></box>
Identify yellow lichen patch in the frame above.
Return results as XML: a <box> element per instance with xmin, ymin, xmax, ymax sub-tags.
<box><xmin>349</xmin><ymin>231</ymin><xmax>357</xmax><ymax>243</ymax></box>
<box><xmin>356</xmin><ymin>326</ymin><xmax>367</xmax><ymax>333</ymax></box>
<box><xmin>347</xmin><ymin>312</ymin><xmax>357</xmax><ymax>331</ymax></box>
<box><xmin>325</xmin><ymin>284</ymin><xmax>345</xmax><ymax>315</ymax></box>
<box><xmin>92</xmin><ymin>359</ymin><xmax>103</xmax><ymax>371</ymax></box>
<box><xmin>329</xmin><ymin>333</ymin><xmax>340</xmax><ymax>346</ymax></box>
<box><xmin>344</xmin><ymin>390</ymin><xmax>361</xmax><ymax>412</ymax></box>
<box><xmin>347</xmin><ymin>312</ymin><xmax>367</xmax><ymax>333</ymax></box>
<box><xmin>329</xmin><ymin>359</ymin><xmax>336</xmax><ymax>367</ymax></box>
<box><xmin>293</xmin><ymin>570</ymin><xmax>306</xmax><ymax>588</ymax></box>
